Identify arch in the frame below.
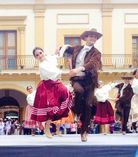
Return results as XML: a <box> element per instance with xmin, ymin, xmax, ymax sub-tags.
<box><xmin>0</xmin><ymin>86</ymin><xmax>28</xmax><ymax>121</ymax></box>
<box><xmin>0</xmin><ymin>96</ymin><xmax>19</xmax><ymax>107</ymax></box>
<box><xmin>0</xmin><ymin>83</ymin><xmax>28</xmax><ymax>95</ymax></box>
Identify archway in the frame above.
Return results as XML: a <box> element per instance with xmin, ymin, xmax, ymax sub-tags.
<box><xmin>0</xmin><ymin>89</ymin><xmax>27</xmax><ymax>122</ymax></box>
<box><xmin>0</xmin><ymin>96</ymin><xmax>20</xmax><ymax>120</ymax></box>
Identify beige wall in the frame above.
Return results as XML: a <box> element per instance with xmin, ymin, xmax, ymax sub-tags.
<box><xmin>0</xmin><ymin>1</ymin><xmax>138</xmax><ymax>57</ymax></box>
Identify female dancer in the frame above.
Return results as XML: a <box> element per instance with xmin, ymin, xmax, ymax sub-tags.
<box><xmin>31</xmin><ymin>47</ymin><xmax>72</xmax><ymax>138</ymax></box>
<box><xmin>94</xmin><ymin>81</ymin><xmax>115</xmax><ymax>134</ymax></box>
<box><xmin>24</xmin><ymin>86</ymin><xmax>36</xmax><ymax>135</ymax></box>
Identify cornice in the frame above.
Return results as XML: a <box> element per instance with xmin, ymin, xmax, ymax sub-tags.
<box><xmin>0</xmin><ymin>3</ymin><xmax>137</xmax><ymax>10</ymax></box>
<box><xmin>0</xmin><ymin>72</ymin><xmax>40</xmax><ymax>81</ymax></box>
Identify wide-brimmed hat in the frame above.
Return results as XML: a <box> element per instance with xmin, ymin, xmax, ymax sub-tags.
<box><xmin>80</xmin><ymin>28</ymin><xmax>102</xmax><ymax>40</ymax></box>
<box><xmin>121</xmin><ymin>73</ymin><xmax>133</xmax><ymax>80</ymax></box>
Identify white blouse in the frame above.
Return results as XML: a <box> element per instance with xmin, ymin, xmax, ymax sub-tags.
<box><xmin>26</xmin><ymin>90</ymin><xmax>36</xmax><ymax>106</ymax></box>
<box><xmin>95</xmin><ymin>83</ymin><xmax>117</xmax><ymax>102</ymax></box>
<box><xmin>39</xmin><ymin>55</ymin><xmax>61</xmax><ymax>81</ymax></box>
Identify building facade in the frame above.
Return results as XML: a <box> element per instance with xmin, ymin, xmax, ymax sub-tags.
<box><xmin>0</xmin><ymin>0</ymin><xmax>138</xmax><ymax>121</ymax></box>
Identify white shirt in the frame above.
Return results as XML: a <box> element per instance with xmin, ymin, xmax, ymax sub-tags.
<box><xmin>132</xmin><ymin>78</ymin><xmax>138</xmax><ymax>94</ymax></box>
<box><xmin>120</xmin><ymin>83</ymin><xmax>128</xmax><ymax>97</ymax></box>
<box><xmin>75</xmin><ymin>45</ymin><xmax>93</xmax><ymax>76</ymax></box>
<box><xmin>26</xmin><ymin>90</ymin><xmax>36</xmax><ymax>106</ymax></box>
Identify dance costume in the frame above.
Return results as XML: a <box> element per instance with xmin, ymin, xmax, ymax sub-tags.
<box><xmin>94</xmin><ymin>83</ymin><xmax>115</xmax><ymax>124</ymax></box>
<box><xmin>31</xmin><ymin>56</ymin><xmax>72</xmax><ymax>122</ymax></box>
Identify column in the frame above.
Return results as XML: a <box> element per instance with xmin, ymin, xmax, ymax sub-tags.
<box><xmin>34</xmin><ymin>6</ymin><xmax>45</xmax><ymax>49</ymax></box>
<box><xmin>102</xmin><ymin>0</ymin><xmax>113</xmax><ymax>67</ymax></box>
<box><xmin>18</xmin><ymin>27</ymin><xmax>25</xmax><ymax>55</ymax></box>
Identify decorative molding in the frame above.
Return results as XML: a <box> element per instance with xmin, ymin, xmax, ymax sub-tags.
<box><xmin>18</xmin><ymin>27</ymin><xmax>25</xmax><ymax>32</ymax></box>
<box><xmin>35</xmin><ymin>0</ymin><xmax>44</xmax><ymax>3</ymax></box>
<box><xmin>0</xmin><ymin>16</ymin><xmax>26</xmax><ymax>21</ymax></box>
<box><xmin>0</xmin><ymin>16</ymin><xmax>26</xmax><ymax>26</ymax></box>
<box><xmin>125</xmin><ymin>13</ymin><xmax>138</xmax><ymax>24</ymax></box>
<box><xmin>33</xmin><ymin>4</ymin><xmax>45</xmax><ymax>12</ymax></box>
<box><xmin>57</xmin><ymin>13</ymin><xmax>89</xmax><ymax>24</ymax></box>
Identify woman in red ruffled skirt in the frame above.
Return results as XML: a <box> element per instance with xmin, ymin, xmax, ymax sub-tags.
<box><xmin>31</xmin><ymin>47</ymin><xmax>72</xmax><ymax>138</ymax></box>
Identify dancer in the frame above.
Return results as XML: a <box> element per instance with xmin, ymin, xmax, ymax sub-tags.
<box><xmin>31</xmin><ymin>47</ymin><xmax>72</xmax><ymax>138</ymax></box>
<box><xmin>115</xmin><ymin>73</ymin><xmax>134</xmax><ymax>135</ymax></box>
<box><xmin>128</xmin><ymin>69</ymin><xmax>138</xmax><ymax>132</ymax></box>
<box><xmin>24</xmin><ymin>85</ymin><xmax>36</xmax><ymax>135</ymax></box>
<box><xmin>94</xmin><ymin>81</ymin><xmax>116</xmax><ymax>134</ymax></box>
<box><xmin>59</xmin><ymin>28</ymin><xmax>102</xmax><ymax>142</ymax></box>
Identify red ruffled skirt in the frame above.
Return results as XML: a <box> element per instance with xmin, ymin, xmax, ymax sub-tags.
<box><xmin>94</xmin><ymin>100</ymin><xmax>114</xmax><ymax>124</ymax></box>
<box><xmin>31</xmin><ymin>80</ymin><xmax>72</xmax><ymax>122</ymax></box>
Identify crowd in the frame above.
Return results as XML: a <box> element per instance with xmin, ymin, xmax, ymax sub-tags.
<box><xmin>0</xmin><ymin>118</ymin><xmax>23</xmax><ymax>135</ymax></box>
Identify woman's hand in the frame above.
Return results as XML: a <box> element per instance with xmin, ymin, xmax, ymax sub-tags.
<box><xmin>69</xmin><ymin>67</ymin><xmax>85</xmax><ymax>77</ymax></box>
<box><xmin>69</xmin><ymin>69</ymin><xmax>79</xmax><ymax>77</ymax></box>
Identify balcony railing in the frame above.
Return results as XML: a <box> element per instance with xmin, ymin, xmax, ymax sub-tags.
<box><xmin>0</xmin><ymin>54</ymin><xmax>138</xmax><ymax>71</ymax></box>
<box><xmin>101</xmin><ymin>54</ymin><xmax>138</xmax><ymax>69</ymax></box>
<box><xmin>0</xmin><ymin>55</ymin><xmax>39</xmax><ymax>70</ymax></box>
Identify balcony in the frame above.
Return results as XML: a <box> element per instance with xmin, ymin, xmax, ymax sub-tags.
<box><xmin>0</xmin><ymin>54</ymin><xmax>137</xmax><ymax>74</ymax></box>
<box><xmin>0</xmin><ymin>55</ymin><xmax>39</xmax><ymax>74</ymax></box>
<box><xmin>101</xmin><ymin>54</ymin><xmax>138</xmax><ymax>72</ymax></box>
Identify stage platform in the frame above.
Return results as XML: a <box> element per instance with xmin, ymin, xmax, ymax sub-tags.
<box><xmin>0</xmin><ymin>134</ymin><xmax>138</xmax><ymax>157</ymax></box>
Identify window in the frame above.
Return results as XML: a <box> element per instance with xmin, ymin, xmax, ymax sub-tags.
<box><xmin>0</xmin><ymin>31</ymin><xmax>17</xmax><ymax>69</ymax></box>
<box><xmin>64</xmin><ymin>36</ymin><xmax>81</xmax><ymax>46</ymax></box>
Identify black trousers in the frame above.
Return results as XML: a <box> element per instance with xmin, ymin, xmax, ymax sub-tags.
<box><xmin>115</xmin><ymin>107</ymin><xmax>130</xmax><ymax>132</ymax></box>
<box><xmin>71</xmin><ymin>77</ymin><xmax>96</xmax><ymax>134</ymax></box>
<box><xmin>122</xmin><ymin>107</ymin><xmax>131</xmax><ymax>132</ymax></box>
